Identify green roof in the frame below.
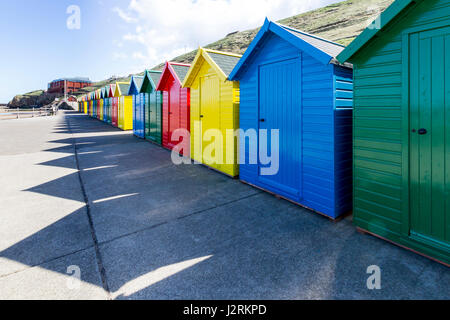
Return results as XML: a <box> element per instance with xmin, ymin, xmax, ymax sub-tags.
<box><xmin>148</xmin><ymin>71</ymin><xmax>162</xmax><ymax>88</ymax></box>
<box><xmin>140</xmin><ymin>70</ymin><xmax>162</xmax><ymax>93</ymax></box>
<box><xmin>134</xmin><ymin>77</ymin><xmax>144</xmax><ymax>90</ymax></box>
<box><xmin>118</xmin><ymin>83</ymin><xmax>130</xmax><ymax>96</ymax></box>
<box><xmin>279</xmin><ymin>22</ymin><xmax>344</xmax><ymax>58</ymax></box>
<box><xmin>170</xmin><ymin>64</ymin><xmax>190</xmax><ymax>83</ymax></box>
<box><xmin>207</xmin><ymin>52</ymin><xmax>241</xmax><ymax>77</ymax></box>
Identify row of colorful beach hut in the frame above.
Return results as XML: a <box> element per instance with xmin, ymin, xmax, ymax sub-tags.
<box><xmin>78</xmin><ymin>0</ymin><xmax>449</xmax><ymax>266</ymax></box>
<box><xmin>79</xmin><ymin>82</ymin><xmax>133</xmax><ymax>130</ymax></box>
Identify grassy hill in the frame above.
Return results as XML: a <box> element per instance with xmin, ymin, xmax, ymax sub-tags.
<box><xmin>10</xmin><ymin>0</ymin><xmax>394</xmax><ymax>104</ymax></box>
<box><xmin>7</xmin><ymin>90</ymin><xmax>59</xmax><ymax>108</ymax></box>
<box><xmin>75</xmin><ymin>76</ymin><xmax>132</xmax><ymax>96</ymax></box>
<box><xmin>20</xmin><ymin>90</ymin><xmax>46</xmax><ymax>97</ymax></box>
<box><xmin>151</xmin><ymin>0</ymin><xmax>394</xmax><ymax>69</ymax></box>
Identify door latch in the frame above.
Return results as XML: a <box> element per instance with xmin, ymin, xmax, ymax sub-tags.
<box><xmin>418</xmin><ymin>128</ymin><xmax>428</xmax><ymax>135</ymax></box>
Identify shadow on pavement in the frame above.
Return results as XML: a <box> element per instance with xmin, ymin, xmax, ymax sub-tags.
<box><xmin>1</xmin><ymin>112</ymin><xmax>449</xmax><ymax>300</ymax></box>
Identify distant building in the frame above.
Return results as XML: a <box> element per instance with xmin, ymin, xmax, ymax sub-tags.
<box><xmin>48</xmin><ymin>77</ymin><xmax>92</xmax><ymax>94</ymax></box>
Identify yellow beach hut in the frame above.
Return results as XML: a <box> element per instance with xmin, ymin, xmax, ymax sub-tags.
<box><xmin>98</xmin><ymin>89</ymin><xmax>104</xmax><ymax>121</ymax></box>
<box><xmin>83</xmin><ymin>95</ymin><xmax>88</xmax><ymax>114</ymax></box>
<box><xmin>89</xmin><ymin>92</ymin><xmax>94</xmax><ymax>117</ymax></box>
<box><xmin>182</xmin><ymin>48</ymin><xmax>242</xmax><ymax>177</ymax></box>
<box><xmin>114</xmin><ymin>82</ymin><xmax>133</xmax><ymax>131</ymax></box>
<box><xmin>96</xmin><ymin>89</ymin><xmax>102</xmax><ymax>119</ymax></box>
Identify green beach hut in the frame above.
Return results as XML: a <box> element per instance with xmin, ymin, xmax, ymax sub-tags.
<box><xmin>338</xmin><ymin>0</ymin><xmax>450</xmax><ymax>265</ymax></box>
<box><xmin>140</xmin><ymin>70</ymin><xmax>163</xmax><ymax>145</ymax></box>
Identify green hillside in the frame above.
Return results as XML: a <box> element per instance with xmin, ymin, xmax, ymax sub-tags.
<box><xmin>151</xmin><ymin>0</ymin><xmax>394</xmax><ymax>69</ymax></box>
<box><xmin>22</xmin><ymin>90</ymin><xmax>45</xmax><ymax>97</ymax></box>
<box><xmin>75</xmin><ymin>76</ymin><xmax>132</xmax><ymax>96</ymax></box>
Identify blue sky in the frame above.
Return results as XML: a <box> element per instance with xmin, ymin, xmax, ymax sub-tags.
<box><xmin>0</xmin><ymin>0</ymin><xmax>341</xmax><ymax>103</ymax></box>
<box><xmin>0</xmin><ymin>0</ymin><xmax>132</xmax><ymax>103</ymax></box>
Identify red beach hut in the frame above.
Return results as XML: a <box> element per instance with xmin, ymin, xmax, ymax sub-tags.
<box><xmin>156</xmin><ymin>62</ymin><xmax>191</xmax><ymax>155</ymax></box>
<box><xmin>110</xmin><ymin>84</ymin><xmax>118</xmax><ymax>127</ymax></box>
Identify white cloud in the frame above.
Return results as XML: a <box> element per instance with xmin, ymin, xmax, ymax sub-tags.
<box><xmin>114</xmin><ymin>0</ymin><xmax>342</xmax><ymax>68</ymax></box>
<box><xmin>112</xmin><ymin>7</ymin><xmax>138</xmax><ymax>24</ymax></box>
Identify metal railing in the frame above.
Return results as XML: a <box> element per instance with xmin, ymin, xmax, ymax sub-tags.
<box><xmin>0</xmin><ymin>107</ymin><xmax>56</xmax><ymax>120</ymax></box>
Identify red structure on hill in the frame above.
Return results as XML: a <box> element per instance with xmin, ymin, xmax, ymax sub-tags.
<box><xmin>48</xmin><ymin>77</ymin><xmax>92</xmax><ymax>94</ymax></box>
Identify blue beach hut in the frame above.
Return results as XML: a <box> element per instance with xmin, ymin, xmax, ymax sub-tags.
<box><xmin>229</xmin><ymin>19</ymin><xmax>354</xmax><ymax>219</ymax></box>
<box><xmin>128</xmin><ymin>75</ymin><xmax>145</xmax><ymax>138</ymax></box>
<box><xmin>102</xmin><ymin>86</ymin><xmax>109</xmax><ymax>123</ymax></box>
<box><xmin>101</xmin><ymin>87</ymin><xmax>108</xmax><ymax>122</ymax></box>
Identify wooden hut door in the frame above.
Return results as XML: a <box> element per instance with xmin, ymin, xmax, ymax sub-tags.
<box><xmin>200</xmin><ymin>75</ymin><xmax>221</xmax><ymax>168</ymax></box>
<box><xmin>409</xmin><ymin>27</ymin><xmax>450</xmax><ymax>246</ymax></box>
<box><xmin>258</xmin><ymin>58</ymin><xmax>302</xmax><ymax>199</ymax></box>
<box><xmin>146</xmin><ymin>93</ymin><xmax>152</xmax><ymax>139</ymax></box>
<box><xmin>134</xmin><ymin>94</ymin><xmax>140</xmax><ymax>135</ymax></box>
<box><xmin>113</xmin><ymin>98</ymin><xmax>117</xmax><ymax>126</ymax></box>
<box><xmin>168</xmin><ymin>80</ymin><xmax>180</xmax><ymax>148</ymax></box>
<box><xmin>119</xmin><ymin>97</ymin><xmax>123</xmax><ymax>128</ymax></box>
<box><xmin>149</xmin><ymin>92</ymin><xmax>160</xmax><ymax>142</ymax></box>
<box><xmin>109</xmin><ymin>99</ymin><xmax>112</xmax><ymax>122</ymax></box>
<box><xmin>138</xmin><ymin>94</ymin><xmax>143</xmax><ymax>136</ymax></box>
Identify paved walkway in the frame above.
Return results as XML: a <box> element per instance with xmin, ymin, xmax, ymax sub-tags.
<box><xmin>0</xmin><ymin>112</ymin><xmax>448</xmax><ymax>300</ymax></box>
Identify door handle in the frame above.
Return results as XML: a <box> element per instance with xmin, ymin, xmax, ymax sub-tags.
<box><xmin>260</xmin><ymin>119</ymin><xmax>265</xmax><ymax>122</ymax></box>
<box><xmin>418</xmin><ymin>128</ymin><xmax>427</xmax><ymax>135</ymax></box>
<box><xmin>200</xmin><ymin>115</ymin><xmax>204</xmax><ymax>118</ymax></box>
